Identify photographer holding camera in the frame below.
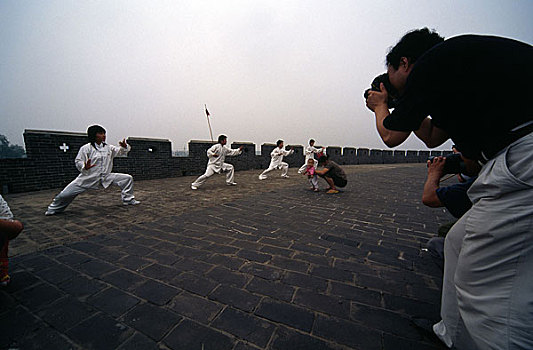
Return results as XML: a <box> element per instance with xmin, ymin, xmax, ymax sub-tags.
<box><xmin>366</xmin><ymin>28</ymin><xmax>533</xmax><ymax>349</ymax></box>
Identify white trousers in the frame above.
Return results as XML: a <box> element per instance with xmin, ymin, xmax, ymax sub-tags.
<box><xmin>308</xmin><ymin>175</ymin><xmax>318</xmax><ymax>188</ymax></box>
<box><xmin>192</xmin><ymin>163</ymin><xmax>235</xmax><ymax>187</ymax></box>
<box><xmin>260</xmin><ymin>162</ymin><xmax>288</xmax><ymax>178</ymax></box>
<box><xmin>47</xmin><ymin>173</ymin><xmax>135</xmax><ymax>213</ymax></box>
<box><xmin>298</xmin><ymin>159</ymin><xmax>318</xmax><ymax>174</ymax></box>
<box><xmin>437</xmin><ymin>132</ymin><xmax>533</xmax><ymax>350</ymax></box>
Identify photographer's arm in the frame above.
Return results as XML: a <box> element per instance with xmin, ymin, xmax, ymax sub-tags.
<box><xmin>414</xmin><ymin>118</ymin><xmax>449</xmax><ymax>148</ymax></box>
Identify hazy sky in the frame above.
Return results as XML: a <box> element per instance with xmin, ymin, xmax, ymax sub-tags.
<box><xmin>1</xmin><ymin>1</ymin><xmax>532</xmax><ymax>152</ymax></box>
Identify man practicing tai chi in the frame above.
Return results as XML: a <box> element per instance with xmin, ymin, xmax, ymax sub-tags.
<box><xmin>45</xmin><ymin>125</ymin><xmax>140</xmax><ymax>216</ymax></box>
<box><xmin>259</xmin><ymin>140</ymin><xmax>294</xmax><ymax>180</ymax></box>
<box><xmin>315</xmin><ymin>155</ymin><xmax>347</xmax><ymax>194</ymax></box>
<box><xmin>191</xmin><ymin>135</ymin><xmax>243</xmax><ymax>190</ymax></box>
<box><xmin>298</xmin><ymin>139</ymin><xmax>325</xmax><ymax>174</ymax></box>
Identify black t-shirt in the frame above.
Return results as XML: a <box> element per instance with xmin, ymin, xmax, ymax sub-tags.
<box><xmin>384</xmin><ymin>35</ymin><xmax>533</xmax><ymax>160</ymax></box>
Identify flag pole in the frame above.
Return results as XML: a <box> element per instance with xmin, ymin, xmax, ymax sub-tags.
<box><xmin>205</xmin><ymin>104</ymin><xmax>214</xmax><ymax>142</ymax></box>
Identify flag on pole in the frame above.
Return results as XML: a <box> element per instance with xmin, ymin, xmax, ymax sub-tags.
<box><xmin>205</xmin><ymin>105</ymin><xmax>210</xmax><ymax>117</ymax></box>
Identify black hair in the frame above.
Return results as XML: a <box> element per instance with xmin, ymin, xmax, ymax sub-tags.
<box><xmin>386</xmin><ymin>28</ymin><xmax>444</xmax><ymax>69</ymax></box>
<box><xmin>218</xmin><ymin>135</ymin><xmax>227</xmax><ymax>143</ymax></box>
<box><xmin>309</xmin><ymin>139</ymin><xmax>315</xmax><ymax>145</ymax></box>
<box><xmin>317</xmin><ymin>155</ymin><xmax>328</xmax><ymax>165</ymax></box>
<box><xmin>87</xmin><ymin>125</ymin><xmax>106</xmax><ymax>149</ymax></box>
<box><xmin>276</xmin><ymin>139</ymin><xmax>284</xmax><ymax>147</ymax></box>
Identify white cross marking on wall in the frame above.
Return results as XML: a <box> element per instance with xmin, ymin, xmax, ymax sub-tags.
<box><xmin>59</xmin><ymin>143</ymin><xmax>69</xmax><ymax>152</ymax></box>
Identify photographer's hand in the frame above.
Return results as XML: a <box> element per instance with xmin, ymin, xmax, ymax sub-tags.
<box><xmin>427</xmin><ymin>156</ymin><xmax>446</xmax><ymax>180</ymax></box>
<box><xmin>365</xmin><ymin>83</ymin><xmax>388</xmax><ymax>112</ymax></box>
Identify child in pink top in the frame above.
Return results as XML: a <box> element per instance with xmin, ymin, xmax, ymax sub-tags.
<box><xmin>303</xmin><ymin>158</ymin><xmax>319</xmax><ymax>192</ymax></box>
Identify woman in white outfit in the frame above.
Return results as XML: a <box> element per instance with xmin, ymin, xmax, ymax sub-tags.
<box><xmin>191</xmin><ymin>135</ymin><xmax>243</xmax><ymax>190</ymax></box>
<box><xmin>259</xmin><ymin>140</ymin><xmax>294</xmax><ymax>180</ymax></box>
<box><xmin>45</xmin><ymin>125</ymin><xmax>140</xmax><ymax>215</ymax></box>
<box><xmin>298</xmin><ymin>139</ymin><xmax>324</xmax><ymax>174</ymax></box>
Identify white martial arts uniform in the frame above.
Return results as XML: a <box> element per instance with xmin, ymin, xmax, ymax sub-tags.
<box><xmin>191</xmin><ymin>143</ymin><xmax>242</xmax><ymax>188</ymax></box>
<box><xmin>0</xmin><ymin>195</ymin><xmax>14</xmax><ymax>220</ymax></box>
<box><xmin>298</xmin><ymin>146</ymin><xmax>324</xmax><ymax>174</ymax></box>
<box><xmin>434</xmin><ymin>131</ymin><xmax>533</xmax><ymax>350</ymax></box>
<box><xmin>46</xmin><ymin>142</ymin><xmax>136</xmax><ymax>214</ymax></box>
<box><xmin>259</xmin><ymin>147</ymin><xmax>294</xmax><ymax>179</ymax></box>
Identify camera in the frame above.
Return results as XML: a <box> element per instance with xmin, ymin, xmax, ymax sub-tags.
<box><xmin>364</xmin><ymin>73</ymin><xmax>399</xmax><ymax>108</ymax></box>
<box><xmin>427</xmin><ymin>153</ymin><xmax>466</xmax><ymax>175</ymax></box>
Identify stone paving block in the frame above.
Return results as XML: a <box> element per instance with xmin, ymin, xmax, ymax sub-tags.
<box><xmin>163</xmin><ymin>319</ymin><xmax>234</xmax><ymax>350</ymax></box>
<box><xmin>66</xmin><ymin>312</ymin><xmax>133</xmax><ymax>350</ymax></box>
<box><xmin>68</xmin><ymin>241</ymin><xmax>103</xmax><ymax>255</ymax></box>
<box><xmin>234</xmin><ymin>341</ymin><xmax>262</xmax><ymax>350</ymax></box>
<box><xmin>132</xmin><ymin>279</ymin><xmax>180</xmax><ymax>306</ymax></box>
<box><xmin>255</xmin><ymin>298</ymin><xmax>315</xmax><ymax>332</ymax></box>
<box><xmin>208</xmin><ymin>284</ymin><xmax>261</xmax><ymax>312</ymax></box>
<box><xmin>36</xmin><ymin>296</ymin><xmax>96</xmax><ymax>331</ymax></box>
<box><xmin>0</xmin><ymin>306</ymin><xmax>41</xmax><ymax>349</ymax></box>
<box><xmin>239</xmin><ymin>261</ymin><xmax>284</xmax><ymax>281</ymax></box>
<box><xmin>245</xmin><ymin>277</ymin><xmax>295</xmax><ymax>302</ymax></box>
<box><xmin>270</xmin><ymin>326</ymin><xmax>340</xmax><ymax>350</ymax></box>
<box><xmin>1</xmin><ymin>270</ymin><xmax>40</xmax><ymax>293</ymax></box>
<box><xmin>15</xmin><ymin>283</ymin><xmax>64</xmax><ymax>311</ymax></box>
<box><xmin>311</xmin><ymin>266</ymin><xmax>354</xmax><ymax>283</ymax></box>
<box><xmin>207</xmin><ymin>254</ymin><xmax>246</xmax><ymax>271</ymax></box>
<box><xmin>270</xmin><ymin>255</ymin><xmax>310</xmax><ymax>273</ymax></box>
<box><xmin>87</xmin><ymin>287</ymin><xmax>140</xmax><ymax>317</ymax></box>
<box><xmin>20</xmin><ymin>254</ymin><xmax>59</xmax><ymax>270</ymax></box>
<box><xmin>99</xmin><ymin>246</ymin><xmax>129</xmax><ymax>263</ymax></box>
<box><xmin>329</xmin><ymin>281</ymin><xmax>382</xmax><ymax>308</ymax></box>
<box><xmin>382</xmin><ymin>292</ymin><xmax>440</xmax><ymax>319</ymax></box>
<box><xmin>292</xmin><ymin>251</ymin><xmax>332</xmax><ymax>266</ymax></box>
<box><xmin>313</xmin><ymin>314</ymin><xmax>382</xmax><ymax>350</ymax></box>
<box><xmin>207</xmin><ymin>266</ymin><xmax>249</xmax><ymax>287</ymax></box>
<box><xmin>294</xmin><ymin>288</ymin><xmax>350</xmax><ymax>319</ymax></box>
<box><xmin>38</xmin><ymin>264</ymin><xmax>81</xmax><ymax>284</ymax></box>
<box><xmin>174</xmin><ymin>257</ymin><xmax>214</xmax><ymax>274</ymax></box>
<box><xmin>117</xmin><ymin>332</ymin><xmax>160</xmax><ymax>350</ymax></box>
<box><xmin>236</xmin><ymin>249</ymin><xmax>272</xmax><ymax>263</ymax></box>
<box><xmin>146</xmin><ymin>251</ymin><xmax>182</xmax><ymax>266</ymax></box>
<box><xmin>78</xmin><ymin>258</ymin><xmax>117</xmax><ymax>277</ymax></box>
<box><xmin>171</xmin><ymin>291</ymin><xmax>223</xmax><ymax>323</ymax></box>
<box><xmin>170</xmin><ymin>272</ymin><xmax>219</xmax><ymax>296</ymax></box>
<box><xmin>211</xmin><ymin>307</ymin><xmax>276</xmax><ymax>349</ymax></box>
<box><xmin>382</xmin><ymin>333</ymin><xmax>446</xmax><ymax>350</ymax></box>
<box><xmin>291</xmin><ymin>242</ymin><xmax>328</xmax><ymax>255</ymax></box>
<box><xmin>123</xmin><ymin>302</ymin><xmax>182</xmax><ymax>341</ymax></box>
<box><xmin>139</xmin><ymin>263</ymin><xmax>180</xmax><ymax>281</ymax></box>
<box><xmin>15</xmin><ymin>323</ymin><xmax>75</xmax><ymax>350</ymax></box>
<box><xmin>282</xmin><ymin>271</ymin><xmax>328</xmax><ymax>292</ymax></box>
<box><xmin>55</xmin><ymin>251</ymin><xmax>92</xmax><ymax>266</ymax></box>
<box><xmin>208</xmin><ymin>244</ymin><xmax>240</xmax><ymax>255</ymax></box>
<box><xmin>41</xmin><ymin>245</ymin><xmax>72</xmax><ymax>257</ymax></box>
<box><xmin>118</xmin><ymin>255</ymin><xmax>153</xmax><ymax>272</ymax></box>
<box><xmin>260</xmin><ymin>244</ymin><xmax>293</xmax><ymax>257</ymax></box>
<box><xmin>350</xmin><ymin>302</ymin><xmax>421</xmax><ymax>340</ymax></box>
<box><xmin>101</xmin><ymin>269</ymin><xmax>147</xmax><ymax>291</ymax></box>
<box><xmin>57</xmin><ymin>274</ymin><xmax>107</xmax><ymax>298</ymax></box>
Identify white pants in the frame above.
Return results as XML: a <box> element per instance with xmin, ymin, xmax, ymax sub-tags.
<box><xmin>260</xmin><ymin>163</ymin><xmax>288</xmax><ymax>178</ymax></box>
<box><xmin>308</xmin><ymin>175</ymin><xmax>318</xmax><ymax>188</ymax></box>
<box><xmin>192</xmin><ymin>163</ymin><xmax>235</xmax><ymax>187</ymax></box>
<box><xmin>47</xmin><ymin>173</ymin><xmax>135</xmax><ymax>213</ymax></box>
<box><xmin>298</xmin><ymin>159</ymin><xmax>317</xmax><ymax>174</ymax></box>
<box><xmin>437</xmin><ymin>132</ymin><xmax>533</xmax><ymax>349</ymax></box>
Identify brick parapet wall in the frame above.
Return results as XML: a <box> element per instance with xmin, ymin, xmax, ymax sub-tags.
<box><xmin>0</xmin><ymin>129</ymin><xmax>439</xmax><ymax>194</ymax></box>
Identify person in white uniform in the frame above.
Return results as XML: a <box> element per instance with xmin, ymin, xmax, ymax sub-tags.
<box><xmin>191</xmin><ymin>135</ymin><xmax>243</xmax><ymax>190</ymax></box>
<box><xmin>45</xmin><ymin>125</ymin><xmax>140</xmax><ymax>215</ymax></box>
<box><xmin>298</xmin><ymin>139</ymin><xmax>325</xmax><ymax>174</ymax></box>
<box><xmin>259</xmin><ymin>140</ymin><xmax>294</xmax><ymax>180</ymax></box>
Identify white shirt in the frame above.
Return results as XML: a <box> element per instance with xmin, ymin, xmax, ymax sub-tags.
<box><xmin>269</xmin><ymin>147</ymin><xmax>294</xmax><ymax>168</ymax></box>
<box><xmin>304</xmin><ymin>145</ymin><xmax>324</xmax><ymax>161</ymax></box>
<box><xmin>73</xmin><ymin>142</ymin><xmax>130</xmax><ymax>189</ymax></box>
<box><xmin>206</xmin><ymin>143</ymin><xmax>242</xmax><ymax>172</ymax></box>
<box><xmin>0</xmin><ymin>195</ymin><xmax>14</xmax><ymax>220</ymax></box>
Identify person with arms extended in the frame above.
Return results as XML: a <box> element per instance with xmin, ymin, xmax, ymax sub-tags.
<box><xmin>258</xmin><ymin>140</ymin><xmax>294</xmax><ymax>180</ymax></box>
<box><xmin>365</xmin><ymin>28</ymin><xmax>533</xmax><ymax>349</ymax></box>
<box><xmin>191</xmin><ymin>134</ymin><xmax>243</xmax><ymax>190</ymax></box>
<box><xmin>298</xmin><ymin>139</ymin><xmax>325</xmax><ymax>174</ymax></box>
<box><xmin>45</xmin><ymin>125</ymin><xmax>140</xmax><ymax>215</ymax></box>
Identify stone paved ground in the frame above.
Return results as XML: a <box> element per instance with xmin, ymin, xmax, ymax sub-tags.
<box><xmin>1</xmin><ymin>164</ymin><xmax>451</xmax><ymax>349</ymax></box>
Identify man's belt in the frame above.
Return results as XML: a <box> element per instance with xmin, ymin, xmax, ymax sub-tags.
<box><xmin>480</xmin><ymin>121</ymin><xmax>533</xmax><ymax>164</ymax></box>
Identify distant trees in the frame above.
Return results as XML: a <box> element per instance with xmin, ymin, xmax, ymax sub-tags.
<box><xmin>0</xmin><ymin>134</ymin><xmax>25</xmax><ymax>158</ymax></box>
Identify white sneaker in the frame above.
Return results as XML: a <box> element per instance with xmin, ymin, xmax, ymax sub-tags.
<box><xmin>44</xmin><ymin>210</ymin><xmax>56</xmax><ymax>216</ymax></box>
<box><xmin>191</xmin><ymin>185</ymin><xmax>198</xmax><ymax>190</ymax></box>
<box><xmin>123</xmin><ymin>199</ymin><xmax>141</xmax><ymax>206</ymax></box>
<box><xmin>227</xmin><ymin>182</ymin><xmax>237</xmax><ymax>186</ymax></box>
<box><xmin>281</xmin><ymin>175</ymin><xmax>290</xmax><ymax>178</ymax></box>
<box><xmin>258</xmin><ymin>175</ymin><xmax>267</xmax><ymax>180</ymax></box>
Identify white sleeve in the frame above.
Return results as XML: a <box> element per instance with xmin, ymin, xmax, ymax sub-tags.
<box><xmin>75</xmin><ymin>146</ymin><xmax>89</xmax><ymax>174</ymax></box>
<box><xmin>110</xmin><ymin>143</ymin><xmax>130</xmax><ymax>158</ymax></box>
<box><xmin>207</xmin><ymin>145</ymin><xmax>217</xmax><ymax>157</ymax></box>
<box><xmin>284</xmin><ymin>149</ymin><xmax>294</xmax><ymax>156</ymax></box>
<box><xmin>226</xmin><ymin>146</ymin><xmax>242</xmax><ymax>157</ymax></box>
